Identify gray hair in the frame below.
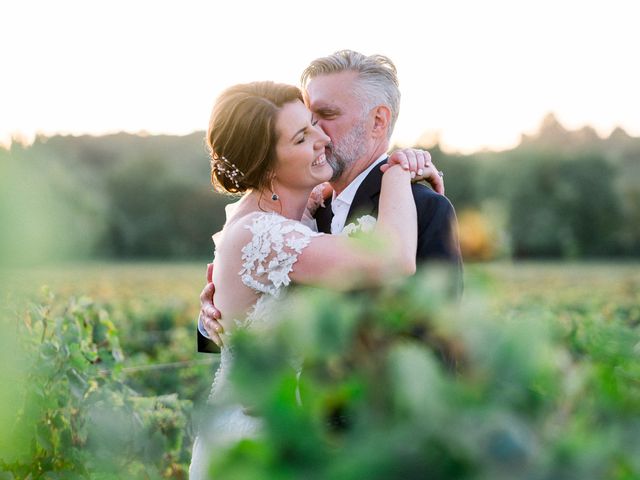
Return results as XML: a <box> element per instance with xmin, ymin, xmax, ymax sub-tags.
<box><xmin>300</xmin><ymin>50</ymin><xmax>401</xmax><ymax>139</ymax></box>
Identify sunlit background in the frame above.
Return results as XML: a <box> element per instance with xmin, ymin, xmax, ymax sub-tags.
<box><xmin>2</xmin><ymin>0</ymin><xmax>640</xmax><ymax>264</ymax></box>
<box><xmin>2</xmin><ymin>2</ymin><xmax>640</xmax><ymax>478</ymax></box>
<box><xmin>2</xmin><ymin>0</ymin><xmax>639</xmax><ymax>152</ymax></box>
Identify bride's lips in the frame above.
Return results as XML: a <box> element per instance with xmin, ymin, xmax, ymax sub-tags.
<box><xmin>311</xmin><ymin>153</ymin><xmax>327</xmax><ymax>167</ymax></box>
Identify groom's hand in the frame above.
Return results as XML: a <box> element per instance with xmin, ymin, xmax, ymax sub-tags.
<box><xmin>199</xmin><ymin>263</ymin><xmax>224</xmax><ymax>347</ymax></box>
<box><xmin>382</xmin><ymin>149</ymin><xmax>444</xmax><ymax>195</ymax></box>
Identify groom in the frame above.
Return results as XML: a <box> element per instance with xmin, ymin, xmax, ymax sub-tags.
<box><xmin>198</xmin><ymin>50</ymin><xmax>462</xmax><ymax>352</ymax></box>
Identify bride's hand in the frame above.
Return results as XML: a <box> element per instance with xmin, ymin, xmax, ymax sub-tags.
<box><xmin>305</xmin><ymin>182</ymin><xmax>333</xmax><ymax>216</ymax></box>
<box><xmin>380</xmin><ymin>148</ymin><xmax>445</xmax><ymax>195</ymax></box>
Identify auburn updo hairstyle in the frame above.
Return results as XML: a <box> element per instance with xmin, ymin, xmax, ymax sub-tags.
<box><xmin>207</xmin><ymin>81</ymin><xmax>304</xmax><ymax>194</ymax></box>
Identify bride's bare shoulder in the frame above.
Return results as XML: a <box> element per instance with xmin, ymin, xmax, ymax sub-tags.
<box><xmin>216</xmin><ymin>211</ymin><xmax>276</xmax><ymax>250</ymax></box>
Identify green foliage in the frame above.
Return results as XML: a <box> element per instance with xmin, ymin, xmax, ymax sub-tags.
<box><xmin>0</xmin><ymin>291</ymin><xmax>194</xmax><ymax>479</ymax></box>
<box><xmin>503</xmin><ymin>152</ymin><xmax>622</xmax><ymax>257</ymax></box>
<box><xmin>199</xmin><ymin>270</ymin><xmax>640</xmax><ymax>479</ymax></box>
<box><xmin>420</xmin><ymin>144</ymin><xmax>484</xmax><ymax>212</ymax></box>
<box><xmin>102</xmin><ymin>155</ymin><xmax>225</xmax><ymax>258</ymax></box>
<box><xmin>437</xmin><ymin>148</ymin><xmax>632</xmax><ymax>258</ymax></box>
<box><xmin>0</xmin><ymin>147</ymin><xmax>107</xmax><ymax>265</ymax></box>
<box><xmin>2</xmin><ymin>133</ymin><xmax>233</xmax><ymax>263</ymax></box>
<box><xmin>1</xmin><ymin>262</ymin><xmax>638</xmax><ymax>478</ymax></box>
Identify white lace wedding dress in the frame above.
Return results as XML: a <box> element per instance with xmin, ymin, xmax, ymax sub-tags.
<box><xmin>189</xmin><ymin>211</ymin><xmax>322</xmax><ymax>480</ymax></box>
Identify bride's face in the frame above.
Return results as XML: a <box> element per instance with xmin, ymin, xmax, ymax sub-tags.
<box><xmin>273</xmin><ymin>100</ymin><xmax>332</xmax><ymax>190</ymax></box>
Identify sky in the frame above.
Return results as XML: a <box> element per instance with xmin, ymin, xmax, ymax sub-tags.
<box><xmin>2</xmin><ymin>0</ymin><xmax>638</xmax><ymax>153</ymax></box>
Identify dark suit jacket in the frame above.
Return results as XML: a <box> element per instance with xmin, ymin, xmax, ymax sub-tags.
<box><xmin>198</xmin><ymin>158</ymin><xmax>463</xmax><ymax>353</ymax></box>
<box><xmin>315</xmin><ymin>159</ymin><xmax>463</xmax><ymax>292</ymax></box>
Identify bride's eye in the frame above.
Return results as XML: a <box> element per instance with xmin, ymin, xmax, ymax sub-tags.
<box><xmin>311</xmin><ymin>118</ymin><xmax>319</xmax><ymax>127</ymax></box>
<box><xmin>295</xmin><ymin>135</ymin><xmax>305</xmax><ymax>145</ymax></box>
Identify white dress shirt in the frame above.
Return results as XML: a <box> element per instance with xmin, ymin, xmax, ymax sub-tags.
<box><xmin>330</xmin><ymin>154</ymin><xmax>387</xmax><ymax>234</ymax></box>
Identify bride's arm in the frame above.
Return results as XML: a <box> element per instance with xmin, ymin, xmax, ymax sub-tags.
<box><xmin>373</xmin><ymin>164</ymin><xmax>418</xmax><ymax>273</ymax></box>
<box><xmin>290</xmin><ymin>164</ymin><xmax>417</xmax><ymax>288</ymax></box>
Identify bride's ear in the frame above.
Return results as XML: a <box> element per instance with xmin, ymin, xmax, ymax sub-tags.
<box><xmin>371</xmin><ymin>105</ymin><xmax>391</xmax><ymax>139</ymax></box>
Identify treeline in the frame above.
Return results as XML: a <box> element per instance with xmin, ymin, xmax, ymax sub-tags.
<box><xmin>437</xmin><ymin>114</ymin><xmax>640</xmax><ymax>259</ymax></box>
<box><xmin>1</xmin><ymin>132</ymin><xmax>231</xmax><ymax>263</ymax></box>
<box><xmin>1</xmin><ymin>113</ymin><xmax>639</xmax><ymax>262</ymax></box>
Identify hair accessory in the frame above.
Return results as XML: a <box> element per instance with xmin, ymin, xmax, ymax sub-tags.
<box><xmin>213</xmin><ymin>156</ymin><xmax>245</xmax><ymax>189</ymax></box>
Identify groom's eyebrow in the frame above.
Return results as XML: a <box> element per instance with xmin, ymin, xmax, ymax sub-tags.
<box><xmin>314</xmin><ymin>105</ymin><xmax>339</xmax><ymax>116</ymax></box>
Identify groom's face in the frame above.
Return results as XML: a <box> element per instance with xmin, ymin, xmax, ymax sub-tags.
<box><xmin>306</xmin><ymin>71</ymin><xmax>369</xmax><ymax>182</ymax></box>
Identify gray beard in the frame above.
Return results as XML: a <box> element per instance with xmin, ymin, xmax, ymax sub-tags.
<box><xmin>326</xmin><ymin>119</ymin><xmax>368</xmax><ymax>183</ymax></box>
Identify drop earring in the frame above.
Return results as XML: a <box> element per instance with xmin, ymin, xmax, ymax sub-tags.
<box><xmin>270</xmin><ymin>177</ymin><xmax>279</xmax><ymax>201</ymax></box>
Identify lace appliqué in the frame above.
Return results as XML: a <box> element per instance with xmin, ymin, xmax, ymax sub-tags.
<box><xmin>239</xmin><ymin>213</ymin><xmax>321</xmax><ymax>297</ymax></box>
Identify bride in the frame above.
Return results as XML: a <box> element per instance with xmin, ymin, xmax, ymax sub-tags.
<box><xmin>190</xmin><ymin>81</ymin><xmax>433</xmax><ymax>478</ymax></box>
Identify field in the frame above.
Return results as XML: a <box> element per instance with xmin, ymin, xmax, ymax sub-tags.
<box><xmin>7</xmin><ymin>260</ymin><xmax>639</xmax><ymax>316</ymax></box>
<box><xmin>1</xmin><ymin>261</ymin><xmax>639</xmax><ymax>478</ymax></box>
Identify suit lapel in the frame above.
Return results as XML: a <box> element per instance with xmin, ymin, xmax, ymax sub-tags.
<box><xmin>345</xmin><ymin>158</ymin><xmax>387</xmax><ymax>226</ymax></box>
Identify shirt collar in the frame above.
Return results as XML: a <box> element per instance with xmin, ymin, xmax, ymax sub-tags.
<box><xmin>332</xmin><ymin>153</ymin><xmax>387</xmax><ymax>207</ymax></box>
